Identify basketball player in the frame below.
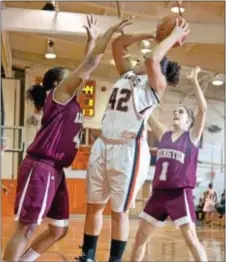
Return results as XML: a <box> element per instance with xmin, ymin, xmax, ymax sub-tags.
<box><xmin>131</xmin><ymin>67</ymin><xmax>208</xmax><ymax>262</ymax></box>
<box><xmin>76</xmin><ymin>19</ymin><xmax>190</xmax><ymax>262</ymax></box>
<box><xmin>3</xmin><ymin>15</ymin><xmax>133</xmax><ymax>262</ymax></box>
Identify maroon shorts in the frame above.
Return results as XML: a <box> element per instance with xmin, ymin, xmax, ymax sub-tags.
<box><xmin>14</xmin><ymin>156</ymin><xmax>69</xmax><ymax>226</ymax></box>
<box><xmin>140</xmin><ymin>188</ymin><xmax>196</xmax><ymax>227</ymax></box>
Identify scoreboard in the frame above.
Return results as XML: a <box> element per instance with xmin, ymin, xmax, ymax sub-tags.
<box><xmin>78</xmin><ymin>80</ymin><xmax>96</xmax><ymax>117</ymax></box>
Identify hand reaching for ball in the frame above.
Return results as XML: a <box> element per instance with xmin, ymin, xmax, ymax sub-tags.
<box><xmin>171</xmin><ymin>18</ymin><xmax>190</xmax><ymax>46</ymax></box>
<box><xmin>112</xmin><ymin>16</ymin><xmax>135</xmax><ymax>34</ymax></box>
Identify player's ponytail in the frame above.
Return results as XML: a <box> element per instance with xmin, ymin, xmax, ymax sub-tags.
<box><xmin>26</xmin><ymin>67</ymin><xmax>65</xmax><ymax>111</ymax></box>
<box><xmin>26</xmin><ymin>84</ymin><xmax>47</xmax><ymax>111</ymax></box>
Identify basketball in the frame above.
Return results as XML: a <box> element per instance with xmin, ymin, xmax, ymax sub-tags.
<box><xmin>155</xmin><ymin>14</ymin><xmax>188</xmax><ymax>48</ymax></box>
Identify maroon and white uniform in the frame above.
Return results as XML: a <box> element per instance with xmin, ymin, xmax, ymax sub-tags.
<box><xmin>140</xmin><ymin>131</ymin><xmax>199</xmax><ymax>227</ymax></box>
<box><xmin>15</xmin><ymin>89</ymin><xmax>83</xmax><ymax>226</ymax></box>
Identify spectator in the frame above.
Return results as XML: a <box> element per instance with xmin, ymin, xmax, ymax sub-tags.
<box><xmin>215</xmin><ymin>190</ymin><xmax>225</xmax><ymax>218</ymax></box>
<box><xmin>203</xmin><ymin>183</ymin><xmax>217</xmax><ymax>224</ymax></box>
<box><xmin>195</xmin><ymin>197</ymin><xmax>205</xmax><ymax>221</ymax></box>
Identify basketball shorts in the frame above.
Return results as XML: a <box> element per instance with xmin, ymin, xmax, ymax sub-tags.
<box><xmin>14</xmin><ymin>156</ymin><xmax>69</xmax><ymax>227</ymax></box>
<box><xmin>87</xmin><ymin>137</ymin><xmax>150</xmax><ymax>212</ymax></box>
<box><xmin>140</xmin><ymin>188</ymin><xmax>196</xmax><ymax>227</ymax></box>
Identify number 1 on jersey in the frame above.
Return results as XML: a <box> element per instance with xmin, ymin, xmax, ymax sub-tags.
<box><xmin>159</xmin><ymin>162</ymin><xmax>169</xmax><ymax>181</ymax></box>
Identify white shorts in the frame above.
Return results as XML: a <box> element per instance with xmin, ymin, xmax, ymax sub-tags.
<box><xmin>87</xmin><ymin>137</ymin><xmax>150</xmax><ymax>212</ymax></box>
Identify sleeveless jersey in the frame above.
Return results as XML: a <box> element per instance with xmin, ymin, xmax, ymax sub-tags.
<box><xmin>101</xmin><ymin>70</ymin><xmax>160</xmax><ymax>141</ymax></box>
<box><xmin>153</xmin><ymin>131</ymin><xmax>199</xmax><ymax>189</ymax></box>
<box><xmin>27</xmin><ymin>89</ymin><xmax>83</xmax><ymax>168</ymax></box>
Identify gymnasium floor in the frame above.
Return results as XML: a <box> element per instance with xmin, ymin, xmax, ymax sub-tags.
<box><xmin>1</xmin><ymin>216</ymin><xmax>225</xmax><ymax>261</ymax></box>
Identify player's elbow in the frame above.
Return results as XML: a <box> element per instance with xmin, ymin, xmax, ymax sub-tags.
<box><xmin>82</xmin><ymin>53</ymin><xmax>102</xmax><ymax>74</ymax></box>
<box><xmin>145</xmin><ymin>56</ymin><xmax>160</xmax><ymax>74</ymax></box>
<box><xmin>112</xmin><ymin>34</ymin><xmax>131</xmax><ymax>48</ymax></box>
<box><xmin>145</xmin><ymin>52</ymin><xmax>161</xmax><ymax>64</ymax></box>
<box><xmin>197</xmin><ymin>103</ymin><xmax>207</xmax><ymax>114</ymax></box>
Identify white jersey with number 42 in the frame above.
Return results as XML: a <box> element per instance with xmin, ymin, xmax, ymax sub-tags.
<box><xmin>101</xmin><ymin>70</ymin><xmax>160</xmax><ymax>141</ymax></box>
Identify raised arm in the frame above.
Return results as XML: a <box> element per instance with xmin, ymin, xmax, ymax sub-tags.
<box><xmin>187</xmin><ymin>67</ymin><xmax>207</xmax><ymax>145</ymax></box>
<box><xmin>148</xmin><ymin>114</ymin><xmax>168</xmax><ymax>141</ymax></box>
<box><xmin>83</xmin><ymin>15</ymin><xmax>97</xmax><ymax>58</ymax></box>
<box><xmin>144</xmin><ymin>18</ymin><xmax>190</xmax><ymax>98</ymax></box>
<box><xmin>112</xmin><ymin>31</ymin><xmax>155</xmax><ymax>75</ymax></box>
<box><xmin>55</xmin><ymin>16</ymin><xmax>133</xmax><ymax>103</ymax></box>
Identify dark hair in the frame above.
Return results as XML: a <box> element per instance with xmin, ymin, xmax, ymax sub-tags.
<box><xmin>208</xmin><ymin>183</ymin><xmax>213</xmax><ymax>189</ymax></box>
<box><xmin>26</xmin><ymin>67</ymin><xmax>65</xmax><ymax>111</ymax></box>
<box><xmin>160</xmin><ymin>57</ymin><xmax>181</xmax><ymax>86</ymax></box>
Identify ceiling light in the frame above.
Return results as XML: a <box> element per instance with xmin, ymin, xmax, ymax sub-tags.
<box><xmin>45</xmin><ymin>39</ymin><xmax>56</xmax><ymax>59</ymax></box>
<box><xmin>141</xmin><ymin>48</ymin><xmax>151</xmax><ymax>54</ymax></box>
<box><xmin>171</xmin><ymin>6</ymin><xmax>185</xmax><ymax>13</ymax></box>
<box><xmin>45</xmin><ymin>53</ymin><xmax>56</xmax><ymax>59</ymax></box>
<box><xmin>212</xmin><ymin>79</ymin><xmax>224</xmax><ymax>86</ymax></box>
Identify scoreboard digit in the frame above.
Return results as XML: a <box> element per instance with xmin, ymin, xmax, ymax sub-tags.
<box><xmin>79</xmin><ymin>80</ymin><xmax>96</xmax><ymax>117</ymax></box>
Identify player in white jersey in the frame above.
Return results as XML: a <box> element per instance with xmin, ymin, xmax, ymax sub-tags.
<box><xmin>76</xmin><ymin>18</ymin><xmax>190</xmax><ymax>262</ymax></box>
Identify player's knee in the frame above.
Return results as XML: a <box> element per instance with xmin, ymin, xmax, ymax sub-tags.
<box><xmin>87</xmin><ymin>203</ymin><xmax>105</xmax><ymax>215</ymax></box>
<box><xmin>111</xmin><ymin>210</ymin><xmax>129</xmax><ymax>225</ymax></box>
<box><xmin>185</xmin><ymin>236</ymin><xmax>198</xmax><ymax>248</ymax></box>
<box><xmin>135</xmin><ymin>226</ymin><xmax>150</xmax><ymax>245</ymax></box>
<box><xmin>182</xmin><ymin>229</ymin><xmax>199</xmax><ymax>248</ymax></box>
<box><xmin>49</xmin><ymin>226</ymin><xmax>69</xmax><ymax>241</ymax></box>
<box><xmin>17</xmin><ymin>223</ymin><xmax>36</xmax><ymax>241</ymax></box>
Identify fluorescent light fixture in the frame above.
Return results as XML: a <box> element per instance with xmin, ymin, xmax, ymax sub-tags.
<box><xmin>45</xmin><ymin>53</ymin><xmax>56</xmax><ymax>59</ymax></box>
<box><xmin>212</xmin><ymin>79</ymin><xmax>224</xmax><ymax>86</ymax></box>
<box><xmin>171</xmin><ymin>6</ymin><xmax>185</xmax><ymax>13</ymax></box>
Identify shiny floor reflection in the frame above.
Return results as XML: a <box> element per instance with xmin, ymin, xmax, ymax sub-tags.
<box><xmin>1</xmin><ymin>217</ymin><xmax>225</xmax><ymax>261</ymax></box>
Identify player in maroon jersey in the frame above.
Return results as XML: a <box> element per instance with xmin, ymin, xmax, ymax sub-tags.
<box><xmin>3</xmin><ymin>15</ymin><xmax>134</xmax><ymax>262</ymax></box>
<box><xmin>131</xmin><ymin>67</ymin><xmax>208</xmax><ymax>262</ymax></box>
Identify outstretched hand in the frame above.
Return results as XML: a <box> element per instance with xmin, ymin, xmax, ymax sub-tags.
<box><xmin>112</xmin><ymin>16</ymin><xmax>135</xmax><ymax>34</ymax></box>
<box><xmin>171</xmin><ymin>18</ymin><xmax>191</xmax><ymax>46</ymax></box>
<box><xmin>83</xmin><ymin>14</ymin><xmax>100</xmax><ymax>41</ymax></box>
<box><xmin>186</xmin><ymin>66</ymin><xmax>201</xmax><ymax>81</ymax></box>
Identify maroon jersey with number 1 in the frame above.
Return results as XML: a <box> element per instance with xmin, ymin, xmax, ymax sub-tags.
<box><xmin>153</xmin><ymin>131</ymin><xmax>199</xmax><ymax>189</ymax></box>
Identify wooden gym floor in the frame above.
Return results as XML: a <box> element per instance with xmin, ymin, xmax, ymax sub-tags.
<box><xmin>1</xmin><ymin>216</ymin><xmax>225</xmax><ymax>261</ymax></box>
